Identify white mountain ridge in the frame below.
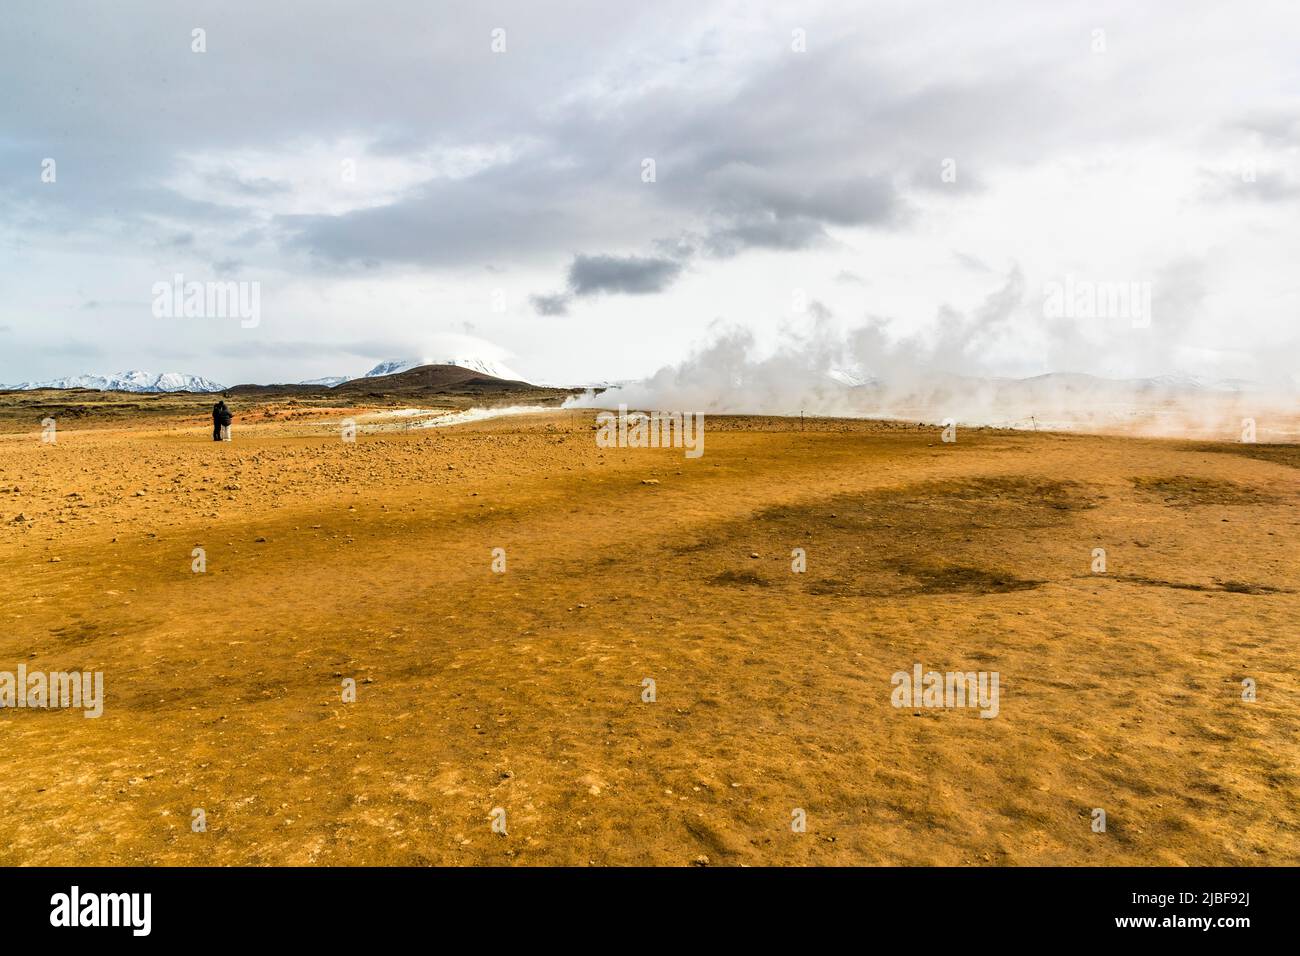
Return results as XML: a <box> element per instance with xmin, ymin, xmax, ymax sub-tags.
<box><xmin>3</xmin><ymin>370</ymin><xmax>226</xmax><ymax>393</ymax></box>
<box><xmin>296</xmin><ymin>375</ymin><xmax>349</xmax><ymax>387</ymax></box>
<box><xmin>2</xmin><ymin>357</ymin><xmax>522</xmax><ymax>392</ymax></box>
<box><xmin>362</xmin><ymin>356</ymin><xmax>522</xmax><ymax>381</ymax></box>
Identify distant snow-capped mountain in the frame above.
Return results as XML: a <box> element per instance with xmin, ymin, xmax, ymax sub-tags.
<box><xmin>1017</xmin><ymin>372</ymin><xmax>1259</xmax><ymax>393</ymax></box>
<box><xmin>827</xmin><ymin>365</ymin><xmax>881</xmax><ymax>388</ymax></box>
<box><xmin>1131</xmin><ymin>373</ymin><xmax>1258</xmax><ymax>393</ymax></box>
<box><xmin>4</xmin><ymin>371</ymin><xmax>225</xmax><ymax>393</ymax></box>
<box><xmin>297</xmin><ymin>375</ymin><xmax>349</xmax><ymax>387</ymax></box>
<box><xmin>365</xmin><ymin>357</ymin><xmax>522</xmax><ymax>381</ymax></box>
<box><xmin>364</xmin><ymin>359</ymin><xmax>423</xmax><ymax>378</ymax></box>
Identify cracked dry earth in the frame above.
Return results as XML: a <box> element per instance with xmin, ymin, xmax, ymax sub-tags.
<box><xmin>0</xmin><ymin>411</ymin><xmax>1297</xmax><ymax>865</ymax></box>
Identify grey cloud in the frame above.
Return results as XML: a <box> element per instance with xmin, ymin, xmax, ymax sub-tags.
<box><xmin>651</xmin><ymin>235</ymin><xmax>697</xmax><ymax>261</ymax></box>
<box><xmin>702</xmin><ymin>215</ymin><xmax>828</xmax><ymax>258</ymax></box>
<box><xmin>278</xmin><ymin>161</ymin><xmax>607</xmax><ymax>269</ymax></box>
<box><xmin>530</xmin><ymin>292</ymin><xmax>571</xmax><ymax>316</ymax></box>
<box><xmin>706</xmin><ymin>171</ymin><xmax>901</xmax><ymax>228</ymax></box>
<box><xmin>568</xmin><ymin>254</ymin><xmax>682</xmax><ymax>296</ymax></box>
<box><xmin>3</xmin><ymin>0</ymin><xmax>1058</xmax><ymax>292</ymax></box>
<box><xmin>0</xmin><ymin>0</ymin><xmax>1260</xmax><ymax>282</ymax></box>
<box><xmin>530</xmin><ymin>251</ymin><xmax>685</xmax><ymax>312</ymax></box>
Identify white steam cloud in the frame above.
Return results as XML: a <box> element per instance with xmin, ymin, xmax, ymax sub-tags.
<box><xmin>566</xmin><ymin>268</ymin><xmax>1300</xmax><ymax>441</ymax></box>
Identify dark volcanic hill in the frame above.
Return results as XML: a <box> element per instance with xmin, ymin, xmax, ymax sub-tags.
<box><xmin>330</xmin><ymin>363</ymin><xmax>537</xmax><ymax>396</ymax></box>
<box><xmin>220</xmin><ymin>364</ymin><xmax>572</xmax><ymax>402</ymax></box>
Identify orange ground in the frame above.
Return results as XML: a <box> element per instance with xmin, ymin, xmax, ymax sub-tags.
<box><xmin>0</xmin><ymin>410</ymin><xmax>1296</xmax><ymax>865</ymax></box>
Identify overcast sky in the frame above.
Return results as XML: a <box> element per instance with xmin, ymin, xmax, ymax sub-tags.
<box><xmin>2</xmin><ymin>0</ymin><xmax>1297</xmax><ymax>387</ymax></box>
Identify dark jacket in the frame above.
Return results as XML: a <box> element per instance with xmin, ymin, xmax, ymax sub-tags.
<box><xmin>213</xmin><ymin>402</ymin><xmax>232</xmax><ymax>426</ymax></box>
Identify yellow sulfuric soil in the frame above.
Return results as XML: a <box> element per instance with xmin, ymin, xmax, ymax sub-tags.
<box><xmin>0</xmin><ymin>411</ymin><xmax>1296</xmax><ymax>865</ymax></box>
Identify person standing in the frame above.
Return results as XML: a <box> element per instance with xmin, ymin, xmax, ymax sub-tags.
<box><xmin>218</xmin><ymin>401</ymin><xmax>233</xmax><ymax>441</ymax></box>
<box><xmin>213</xmin><ymin>400</ymin><xmax>233</xmax><ymax>441</ymax></box>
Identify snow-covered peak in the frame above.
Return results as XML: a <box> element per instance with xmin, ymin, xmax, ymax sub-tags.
<box><xmin>826</xmin><ymin>365</ymin><xmax>881</xmax><ymax>388</ymax></box>
<box><xmin>1130</xmin><ymin>374</ymin><xmax>1260</xmax><ymax>393</ymax></box>
<box><xmin>298</xmin><ymin>375</ymin><xmax>349</xmax><ymax>387</ymax></box>
<box><xmin>363</xmin><ymin>359</ymin><xmax>422</xmax><ymax>378</ymax></box>
<box><xmin>152</xmin><ymin>371</ymin><xmax>224</xmax><ymax>392</ymax></box>
<box><xmin>3</xmin><ymin>371</ymin><xmax>225</xmax><ymax>393</ymax></box>
<box><xmin>364</xmin><ymin>356</ymin><xmax>521</xmax><ymax>381</ymax></box>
